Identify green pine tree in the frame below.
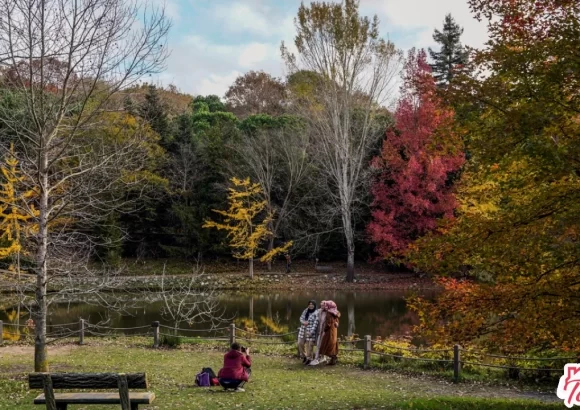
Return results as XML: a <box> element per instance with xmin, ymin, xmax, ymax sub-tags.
<box><xmin>123</xmin><ymin>95</ymin><xmax>138</xmax><ymax>117</ymax></box>
<box><xmin>428</xmin><ymin>14</ymin><xmax>469</xmax><ymax>87</ymax></box>
<box><xmin>139</xmin><ymin>84</ymin><xmax>171</xmax><ymax>146</ymax></box>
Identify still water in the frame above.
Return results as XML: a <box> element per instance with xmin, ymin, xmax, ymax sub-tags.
<box><xmin>1</xmin><ymin>290</ymin><xmax>435</xmax><ymax>339</ymax></box>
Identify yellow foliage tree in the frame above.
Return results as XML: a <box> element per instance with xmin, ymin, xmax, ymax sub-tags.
<box><xmin>203</xmin><ymin>177</ymin><xmax>292</xmax><ymax>278</ymax></box>
<box><xmin>0</xmin><ymin>144</ymin><xmax>38</xmax><ymax>327</ymax></box>
<box><xmin>0</xmin><ymin>144</ymin><xmax>38</xmax><ymax>268</ymax></box>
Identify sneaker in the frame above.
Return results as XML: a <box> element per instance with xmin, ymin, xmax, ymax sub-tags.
<box><xmin>304</xmin><ymin>359</ymin><xmax>311</xmax><ymax>365</ymax></box>
<box><xmin>235</xmin><ymin>387</ymin><xmax>245</xmax><ymax>392</ymax></box>
<box><xmin>302</xmin><ymin>357</ymin><xmax>307</xmax><ymax>364</ymax></box>
<box><xmin>308</xmin><ymin>359</ymin><xmax>319</xmax><ymax>366</ymax></box>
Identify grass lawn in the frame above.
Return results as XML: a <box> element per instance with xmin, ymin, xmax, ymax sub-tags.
<box><xmin>0</xmin><ymin>339</ymin><xmax>562</xmax><ymax>410</ymax></box>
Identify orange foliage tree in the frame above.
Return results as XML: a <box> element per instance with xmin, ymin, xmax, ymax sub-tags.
<box><xmin>408</xmin><ymin>0</ymin><xmax>580</xmax><ymax>354</ymax></box>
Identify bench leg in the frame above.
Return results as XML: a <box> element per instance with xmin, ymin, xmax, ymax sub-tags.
<box><xmin>130</xmin><ymin>403</ymin><xmax>139</xmax><ymax>410</ymax></box>
<box><xmin>56</xmin><ymin>404</ymin><xmax>67</xmax><ymax>410</ymax></box>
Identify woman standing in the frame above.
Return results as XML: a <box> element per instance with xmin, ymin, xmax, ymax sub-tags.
<box><xmin>297</xmin><ymin>300</ymin><xmax>316</xmax><ymax>363</ymax></box>
<box><xmin>309</xmin><ymin>300</ymin><xmax>328</xmax><ymax>366</ymax></box>
<box><xmin>318</xmin><ymin>300</ymin><xmax>340</xmax><ymax>365</ymax></box>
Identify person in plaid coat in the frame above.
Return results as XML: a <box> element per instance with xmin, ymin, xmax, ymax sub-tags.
<box><xmin>297</xmin><ymin>300</ymin><xmax>317</xmax><ymax>363</ymax></box>
<box><xmin>304</xmin><ymin>304</ymin><xmax>320</xmax><ymax>364</ymax></box>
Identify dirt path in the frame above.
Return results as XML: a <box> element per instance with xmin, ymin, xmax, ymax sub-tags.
<box><xmin>0</xmin><ymin>344</ymin><xmax>80</xmax><ymax>356</ymax></box>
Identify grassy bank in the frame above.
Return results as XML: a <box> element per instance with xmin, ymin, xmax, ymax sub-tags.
<box><xmin>0</xmin><ymin>338</ymin><xmax>562</xmax><ymax>410</ymax></box>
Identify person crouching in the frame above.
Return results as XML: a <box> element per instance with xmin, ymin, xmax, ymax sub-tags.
<box><xmin>218</xmin><ymin>343</ymin><xmax>251</xmax><ymax>392</ymax></box>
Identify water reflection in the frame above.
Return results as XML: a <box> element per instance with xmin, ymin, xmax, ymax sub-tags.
<box><xmin>0</xmin><ymin>290</ymin><xmax>435</xmax><ymax>340</ymax></box>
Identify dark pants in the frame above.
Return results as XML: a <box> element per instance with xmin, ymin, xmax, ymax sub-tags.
<box><xmin>219</xmin><ymin>368</ymin><xmax>251</xmax><ymax>389</ymax></box>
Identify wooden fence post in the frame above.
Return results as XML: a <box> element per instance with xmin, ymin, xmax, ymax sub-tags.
<box><xmin>453</xmin><ymin>344</ymin><xmax>461</xmax><ymax>383</ymax></box>
<box><xmin>152</xmin><ymin>321</ymin><xmax>160</xmax><ymax>348</ymax></box>
<box><xmin>0</xmin><ymin>320</ymin><xmax>3</xmax><ymax>345</ymax></box>
<box><xmin>363</xmin><ymin>335</ymin><xmax>371</xmax><ymax>369</ymax></box>
<box><xmin>229</xmin><ymin>323</ymin><xmax>235</xmax><ymax>346</ymax></box>
<box><xmin>79</xmin><ymin>319</ymin><xmax>84</xmax><ymax>345</ymax></box>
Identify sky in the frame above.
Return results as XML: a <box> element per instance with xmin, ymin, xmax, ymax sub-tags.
<box><xmin>154</xmin><ymin>0</ymin><xmax>490</xmax><ymax>98</ymax></box>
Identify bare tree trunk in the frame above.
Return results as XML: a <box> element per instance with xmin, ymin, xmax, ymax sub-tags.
<box><xmin>343</xmin><ymin>206</ymin><xmax>356</xmax><ymax>282</ymax></box>
<box><xmin>249</xmin><ymin>296</ymin><xmax>254</xmax><ymax>322</ymax></box>
<box><xmin>347</xmin><ymin>295</ymin><xmax>355</xmax><ymax>337</ymax></box>
<box><xmin>286</xmin><ymin>301</ymin><xmax>292</xmax><ymax>321</ymax></box>
<box><xmin>16</xmin><ymin>252</ymin><xmax>21</xmax><ymax>327</ymax></box>
<box><xmin>346</xmin><ymin>243</ymin><xmax>355</xmax><ymax>282</ymax></box>
<box><xmin>249</xmin><ymin>257</ymin><xmax>254</xmax><ymax>279</ymax></box>
<box><xmin>34</xmin><ymin>168</ymin><xmax>49</xmax><ymax>372</ymax></box>
<box><xmin>266</xmin><ymin>234</ymin><xmax>274</xmax><ymax>272</ymax></box>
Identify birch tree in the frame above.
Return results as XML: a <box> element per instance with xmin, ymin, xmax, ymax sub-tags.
<box><xmin>282</xmin><ymin>0</ymin><xmax>402</xmax><ymax>281</ymax></box>
<box><xmin>0</xmin><ymin>0</ymin><xmax>169</xmax><ymax>371</ymax></box>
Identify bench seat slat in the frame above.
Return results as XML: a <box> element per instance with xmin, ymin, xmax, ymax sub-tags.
<box><xmin>33</xmin><ymin>392</ymin><xmax>155</xmax><ymax>405</ymax></box>
<box><xmin>29</xmin><ymin>373</ymin><xmax>148</xmax><ymax>389</ymax></box>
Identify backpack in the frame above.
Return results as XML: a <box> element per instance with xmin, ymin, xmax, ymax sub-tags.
<box><xmin>195</xmin><ymin>371</ymin><xmax>210</xmax><ymax>387</ymax></box>
<box><xmin>202</xmin><ymin>367</ymin><xmax>217</xmax><ymax>379</ymax></box>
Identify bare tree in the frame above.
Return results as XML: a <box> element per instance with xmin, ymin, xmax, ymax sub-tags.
<box><xmin>169</xmin><ymin>143</ymin><xmax>200</xmax><ymax>194</ymax></box>
<box><xmin>234</xmin><ymin>122</ymin><xmax>311</xmax><ymax>271</ymax></box>
<box><xmin>0</xmin><ymin>0</ymin><xmax>170</xmax><ymax>370</ymax></box>
<box><xmin>142</xmin><ymin>263</ymin><xmax>227</xmax><ymax>335</ymax></box>
<box><xmin>282</xmin><ymin>0</ymin><xmax>402</xmax><ymax>281</ymax></box>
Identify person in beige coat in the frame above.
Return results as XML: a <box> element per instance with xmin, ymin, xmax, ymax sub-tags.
<box><xmin>318</xmin><ymin>300</ymin><xmax>340</xmax><ymax>365</ymax></box>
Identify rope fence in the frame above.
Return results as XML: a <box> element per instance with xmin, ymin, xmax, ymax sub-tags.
<box><xmin>158</xmin><ymin>324</ymin><xmax>229</xmax><ymax>333</ymax></box>
<box><xmin>371</xmin><ymin>350</ymin><xmax>454</xmax><ymax>363</ymax></box>
<box><xmin>0</xmin><ymin>319</ymin><xmax>572</xmax><ymax>382</ymax></box>
<box><xmin>236</xmin><ymin>336</ymin><xmax>297</xmax><ymax>345</ymax></box>
<box><xmin>372</xmin><ymin>340</ymin><xmax>453</xmax><ymax>353</ymax></box>
<box><xmin>462</xmin><ymin>350</ymin><xmax>575</xmax><ymax>362</ymax></box>
<box><xmin>236</xmin><ymin>328</ymin><xmax>299</xmax><ymax>338</ymax></box>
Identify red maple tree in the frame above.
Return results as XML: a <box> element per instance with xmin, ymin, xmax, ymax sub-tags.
<box><xmin>367</xmin><ymin>48</ymin><xmax>464</xmax><ymax>257</ymax></box>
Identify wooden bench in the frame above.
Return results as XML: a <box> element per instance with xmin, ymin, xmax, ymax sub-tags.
<box><xmin>29</xmin><ymin>372</ymin><xmax>155</xmax><ymax>410</ymax></box>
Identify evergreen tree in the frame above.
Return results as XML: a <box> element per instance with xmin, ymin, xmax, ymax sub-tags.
<box><xmin>428</xmin><ymin>14</ymin><xmax>469</xmax><ymax>87</ymax></box>
<box><xmin>139</xmin><ymin>84</ymin><xmax>171</xmax><ymax>146</ymax></box>
<box><xmin>123</xmin><ymin>95</ymin><xmax>138</xmax><ymax>117</ymax></box>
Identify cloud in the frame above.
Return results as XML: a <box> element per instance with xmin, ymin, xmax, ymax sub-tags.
<box><xmin>212</xmin><ymin>0</ymin><xmax>299</xmax><ymax>39</ymax></box>
<box><xmin>146</xmin><ymin>0</ymin><xmax>181</xmax><ymax>23</ymax></box>
<box><xmin>238</xmin><ymin>43</ymin><xmax>269</xmax><ymax>68</ymax></box>
<box><xmin>198</xmin><ymin>72</ymin><xmax>242</xmax><ymax>96</ymax></box>
<box><xmin>212</xmin><ymin>2</ymin><xmax>272</xmax><ymax>36</ymax></box>
<box><xmin>158</xmin><ymin>35</ymin><xmax>284</xmax><ymax>97</ymax></box>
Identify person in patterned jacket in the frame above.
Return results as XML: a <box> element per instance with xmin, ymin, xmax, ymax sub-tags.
<box><xmin>304</xmin><ymin>303</ymin><xmax>320</xmax><ymax>365</ymax></box>
<box><xmin>297</xmin><ymin>300</ymin><xmax>317</xmax><ymax>363</ymax></box>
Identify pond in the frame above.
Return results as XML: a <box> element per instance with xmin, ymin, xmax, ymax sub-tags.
<box><xmin>0</xmin><ymin>290</ymin><xmax>436</xmax><ymax>340</ymax></box>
